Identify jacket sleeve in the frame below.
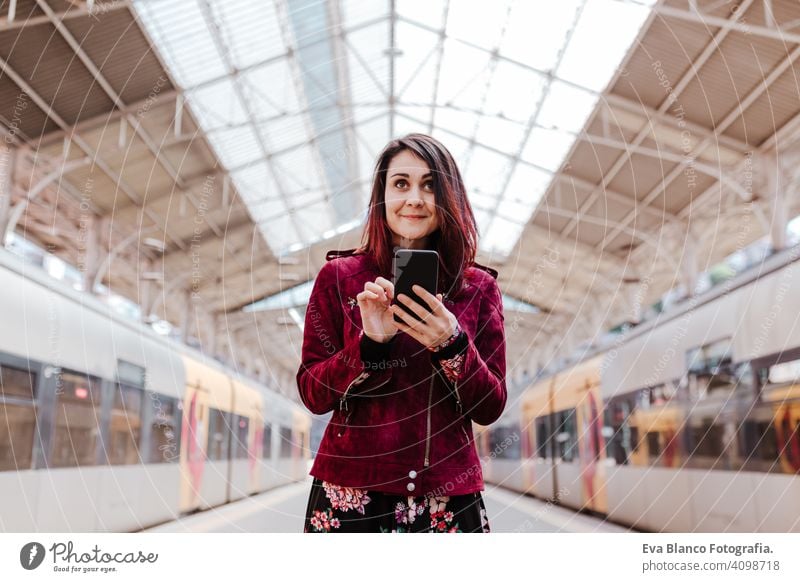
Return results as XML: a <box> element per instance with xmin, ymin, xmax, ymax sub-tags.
<box><xmin>295</xmin><ymin>262</ymin><xmax>392</xmax><ymax>415</ymax></box>
<box><xmin>432</xmin><ymin>276</ymin><xmax>506</xmax><ymax>425</ymax></box>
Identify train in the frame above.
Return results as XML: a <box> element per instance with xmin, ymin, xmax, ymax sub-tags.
<box><xmin>481</xmin><ymin>245</ymin><xmax>800</xmax><ymax>533</ymax></box>
<box><xmin>0</xmin><ymin>248</ymin><xmax>310</xmax><ymax>532</ymax></box>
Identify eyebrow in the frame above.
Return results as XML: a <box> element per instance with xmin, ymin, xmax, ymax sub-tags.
<box><xmin>389</xmin><ymin>172</ymin><xmax>432</xmax><ymax>178</ymax></box>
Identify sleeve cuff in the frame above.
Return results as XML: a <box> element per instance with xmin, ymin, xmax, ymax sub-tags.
<box><xmin>430</xmin><ymin>330</ymin><xmax>468</xmax><ymax>361</ymax></box>
<box><xmin>360</xmin><ymin>331</ymin><xmax>395</xmax><ymax>367</ymax></box>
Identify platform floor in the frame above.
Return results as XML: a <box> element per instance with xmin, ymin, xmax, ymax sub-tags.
<box><xmin>144</xmin><ymin>477</ymin><xmax>631</xmax><ymax>533</ymax></box>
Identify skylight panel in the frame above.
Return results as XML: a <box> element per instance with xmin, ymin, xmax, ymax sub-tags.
<box><xmin>445</xmin><ymin>0</ymin><xmax>509</xmax><ymax>52</ymax></box>
<box><xmin>394</xmin><ymin>111</ymin><xmax>429</xmax><ymax>138</ymax></box>
<box><xmin>259</xmin><ymin>216</ymin><xmax>298</xmax><ymax>252</ymax></box>
<box><xmin>346</xmin><ymin>22</ymin><xmax>391</xmax><ymax>101</ymax></box>
<box><xmin>271</xmin><ymin>147</ymin><xmax>324</xmax><ymax>194</ymax></box>
<box><xmin>475</xmin><ymin>114</ymin><xmax>528</xmax><ymax>153</ymax></box>
<box><xmin>500</xmin><ymin>0</ymin><xmax>583</xmax><ymax>72</ymax></box>
<box><xmin>258</xmin><ymin>113</ymin><xmax>313</xmax><ymax>152</ymax></box>
<box><xmin>483</xmin><ymin>216</ymin><xmax>525</xmax><ymax>256</ymax></box>
<box><xmin>557</xmin><ymin>0</ymin><xmax>652</xmax><ymax>92</ymax></box>
<box><xmin>187</xmin><ymin>78</ymin><xmax>249</xmax><ymax>130</ymax></box>
<box><xmin>465</xmin><ymin>146</ymin><xmax>512</xmax><ymax>198</ymax></box>
<box><xmin>432</xmin><ymin>107</ymin><xmax>478</xmax><ymax>137</ymax></box>
<box><xmin>342</xmin><ymin>0</ymin><xmax>389</xmax><ymax>29</ymax></box>
<box><xmin>135</xmin><ymin>0</ymin><xmax>227</xmax><ymax>87</ymax></box>
<box><xmin>482</xmin><ymin>61</ymin><xmax>547</xmax><ymax>123</ymax></box>
<box><xmin>435</xmin><ymin>38</ymin><xmax>492</xmax><ymax>109</ymax></box>
<box><xmin>537</xmin><ymin>80</ymin><xmax>599</xmax><ymax>134</ymax></box>
<box><xmin>242</xmin><ymin>63</ymin><xmax>301</xmax><ymax>118</ymax></box>
<box><xmin>395</xmin><ymin>21</ymin><xmax>440</xmax><ymax>104</ymax></box>
<box><xmin>134</xmin><ymin>0</ymin><xmax>656</xmax><ymax>258</ymax></box>
<box><xmin>522</xmin><ymin>127</ymin><xmax>576</xmax><ymax>172</ymax></box>
<box><xmin>396</xmin><ymin>0</ymin><xmax>447</xmax><ymax>29</ymax></box>
<box><xmin>206</xmin><ymin>126</ymin><xmax>263</xmax><ymax>169</ymax></box>
<box><xmin>211</xmin><ymin>0</ymin><xmax>285</xmax><ymax>69</ymax></box>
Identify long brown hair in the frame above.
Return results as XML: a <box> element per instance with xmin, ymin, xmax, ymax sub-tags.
<box><xmin>358</xmin><ymin>133</ymin><xmax>479</xmax><ymax>299</ymax></box>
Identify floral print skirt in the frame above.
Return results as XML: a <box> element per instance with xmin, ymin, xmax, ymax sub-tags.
<box><xmin>303</xmin><ymin>477</ymin><xmax>490</xmax><ymax>533</ymax></box>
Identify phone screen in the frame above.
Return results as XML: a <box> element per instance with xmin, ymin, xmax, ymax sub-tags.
<box><xmin>392</xmin><ymin>249</ymin><xmax>439</xmax><ymax>324</ymax></box>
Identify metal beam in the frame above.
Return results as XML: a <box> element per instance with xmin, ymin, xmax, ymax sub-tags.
<box><xmin>0</xmin><ymin>55</ymin><xmax>192</xmax><ymax>253</ymax></box>
<box><xmin>615</xmin><ymin>42</ymin><xmax>800</xmax><ymax>245</ymax></box>
<box><xmin>0</xmin><ymin>0</ymin><xmax>129</xmax><ymax>31</ymax></box>
<box><xmin>653</xmin><ymin>3</ymin><xmax>800</xmax><ymax>45</ymax></box>
<box><xmin>556</xmin><ymin>0</ymin><xmax>755</xmax><ymax>240</ymax></box>
<box><xmin>35</xmin><ymin>0</ymin><xmax>243</xmax><ymax>263</ymax></box>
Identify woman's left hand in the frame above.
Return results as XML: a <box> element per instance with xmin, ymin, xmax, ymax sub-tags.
<box><xmin>390</xmin><ymin>285</ymin><xmax>459</xmax><ymax>349</ymax></box>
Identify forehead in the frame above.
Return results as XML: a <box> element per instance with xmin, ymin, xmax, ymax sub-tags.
<box><xmin>387</xmin><ymin>149</ymin><xmax>430</xmax><ymax>175</ymax></box>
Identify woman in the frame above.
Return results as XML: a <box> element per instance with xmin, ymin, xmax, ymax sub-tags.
<box><xmin>296</xmin><ymin>133</ymin><xmax>506</xmax><ymax>533</ymax></box>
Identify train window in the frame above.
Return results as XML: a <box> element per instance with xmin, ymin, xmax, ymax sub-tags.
<box><xmin>0</xmin><ymin>364</ymin><xmax>37</xmax><ymax>471</ymax></box>
<box><xmin>108</xmin><ymin>384</ymin><xmax>143</xmax><ymax>465</ymax></box>
<box><xmin>233</xmin><ymin>415</ymin><xmax>249</xmax><ymax>460</ymax></box>
<box><xmin>767</xmin><ymin>360</ymin><xmax>800</xmax><ymax>384</ymax></box>
<box><xmin>535</xmin><ymin>416</ymin><xmax>551</xmax><ymax>458</ymax></box>
<box><xmin>686</xmin><ymin>416</ymin><xmax>725</xmax><ymax>468</ymax></box>
<box><xmin>554</xmin><ymin>409</ymin><xmax>577</xmax><ymax>462</ymax></box>
<box><xmin>0</xmin><ymin>364</ymin><xmax>36</xmax><ymax>400</ymax></box>
<box><xmin>279</xmin><ymin>426</ymin><xmax>292</xmax><ymax>458</ymax></box>
<box><xmin>643</xmin><ymin>382</ymin><xmax>678</xmax><ymax>407</ymax></box>
<box><xmin>646</xmin><ymin>431</ymin><xmax>661</xmax><ymax>460</ymax></box>
<box><xmin>262</xmin><ymin>422</ymin><xmax>272</xmax><ymax>459</ymax></box>
<box><xmin>489</xmin><ymin>426</ymin><xmax>521</xmax><ymax>459</ymax></box>
<box><xmin>207</xmin><ymin>408</ymin><xmax>230</xmax><ymax>461</ymax></box>
<box><xmin>147</xmin><ymin>393</ymin><xmax>180</xmax><ymax>464</ymax></box>
<box><xmin>50</xmin><ymin>371</ymin><xmax>102</xmax><ymax>468</ymax></box>
<box><xmin>740</xmin><ymin>415</ymin><xmax>780</xmax><ymax>472</ymax></box>
<box><xmin>686</xmin><ymin>339</ymin><xmax>742</xmax><ymax>399</ymax></box>
<box><xmin>604</xmin><ymin>396</ymin><xmax>638</xmax><ymax>465</ymax></box>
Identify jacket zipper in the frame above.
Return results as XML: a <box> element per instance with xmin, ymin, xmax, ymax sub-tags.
<box><xmin>433</xmin><ymin>362</ymin><xmax>463</xmax><ymax>415</ymax></box>
<box><xmin>424</xmin><ymin>372</ymin><xmax>435</xmax><ymax>467</ymax></box>
<box><xmin>337</xmin><ymin>372</ymin><xmax>390</xmax><ymax>437</ymax></box>
<box><xmin>460</xmin><ymin>424</ymin><xmax>470</xmax><ymax>446</ymax></box>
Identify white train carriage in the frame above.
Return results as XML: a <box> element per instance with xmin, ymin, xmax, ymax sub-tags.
<box><xmin>0</xmin><ymin>249</ymin><xmax>310</xmax><ymax>532</ymax></box>
<box><xmin>485</xmin><ymin>249</ymin><xmax>800</xmax><ymax>533</ymax></box>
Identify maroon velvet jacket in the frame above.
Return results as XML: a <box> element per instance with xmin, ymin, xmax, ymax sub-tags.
<box><xmin>296</xmin><ymin>249</ymin><xmax>506</xmax><ymax>496</ymax></box>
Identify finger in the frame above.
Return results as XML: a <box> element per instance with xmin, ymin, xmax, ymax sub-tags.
<box><xmin>374</xmin><ymin>276</ymin><xmax>394</xmax><ymax>300</ymax></box>
<box><xmin>356</xmin><ymin>290</ymin><xmax>380</xmax><ymax>303</ymax></box>
<box><xmin>396</xmin><ymin>292</ymin><xmax>435</xmax><ymax>323</ymax></box>
<box><xmin>389</xmin><ymin>304</ymin><xmax>424</xmax><ymax>332</ymax></box>
<box><xmin>364</xmin><ymin>282</ymin><xmax>389</xmax><ymax>302</ymax></box>
<box><xmin>391</xmin><ymin>317</ymin><xmax>424</xmax><ymax>344</ymax></box>
<box><xmin>411</xmin><ymin>284</ymin><xmax>443</xmax><ymax>313</ymax></box>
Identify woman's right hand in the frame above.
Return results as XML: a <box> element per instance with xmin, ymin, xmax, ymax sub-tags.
<box><xmin>357</xmin><ymin>277</ymin><xmax>397</xmax><ymax>343</ymax></box>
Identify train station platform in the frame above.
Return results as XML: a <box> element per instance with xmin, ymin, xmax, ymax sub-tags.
<box><xmin>144</xmin><ymin>478</ymin><xmax>630</xmax><ymax>534</ymax></box>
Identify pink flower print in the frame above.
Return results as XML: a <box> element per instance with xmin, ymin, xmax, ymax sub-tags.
<box><xmin>322</xmin><ymin>481</ymin><xmax>372</xmax><ymax>514</ymax></box>
<box><xmin>395</xmin><ymin>502</ymin><xmax>408</xmax><ymax>524</ymax></box>
<box><xmin>427</xmin><ymin>495</ymin><xmax>449</xmax><ymax>514</ymax></box>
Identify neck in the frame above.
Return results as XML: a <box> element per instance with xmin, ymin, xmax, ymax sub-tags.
<box><xmin>392</xmin><ymin>235</ymin><xmax>429</xmax><ymax>250</ymax></box>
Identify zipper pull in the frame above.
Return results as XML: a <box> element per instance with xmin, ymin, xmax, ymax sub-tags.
<box><xmin>337</xmin><ymin>411</ymin><xmax>351</xmax><ymax>437</ymax></box>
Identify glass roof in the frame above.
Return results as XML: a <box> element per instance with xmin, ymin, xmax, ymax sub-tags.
<box><xmin>133</xmin><ymin>0</ymin><xmax>655</xmax><ymax>256</ymax></box>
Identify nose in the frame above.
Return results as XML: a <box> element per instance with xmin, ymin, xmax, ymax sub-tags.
<box><xmin>406</xmin><ymin>187</ymin><xmax>424</xmax><ymax>205</ymax></box>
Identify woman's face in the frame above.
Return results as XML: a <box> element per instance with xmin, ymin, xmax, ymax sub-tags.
<box><xmin>384</xmin><ymin>149</ymin><xmax>439</xmax><ymax>249</ymax></box>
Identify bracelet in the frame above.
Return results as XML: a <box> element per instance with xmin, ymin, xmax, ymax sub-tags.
<box><xmin>428</xmin><ymin>323</ymin><xmax>462</xmax><ymax>352</ymax></box>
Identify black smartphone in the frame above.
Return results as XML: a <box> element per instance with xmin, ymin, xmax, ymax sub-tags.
<box><xmin>392</xmin><ymin>249</ymin><xmax>439</xmax><ymax>324</ymax></box>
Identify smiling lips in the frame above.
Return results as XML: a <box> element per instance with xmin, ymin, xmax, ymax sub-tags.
<box><xmin>402</xmin><ymin>215</ymin><xmax>427</xmax><ymax>220</ymax></box>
